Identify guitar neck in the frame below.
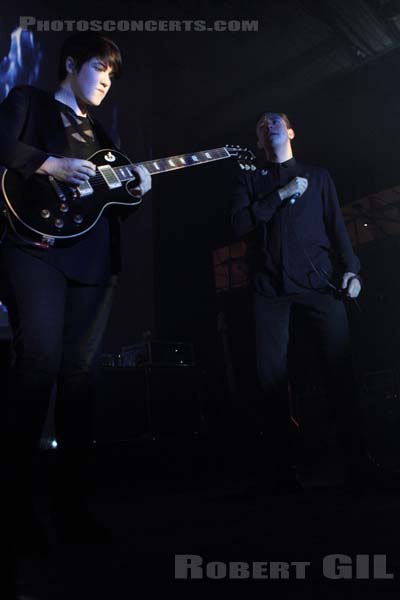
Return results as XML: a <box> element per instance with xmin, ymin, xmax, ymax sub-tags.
<box><xmin>134</xmin><ymin>147</ymin><xmax>231</xmax><ymax>176</ymax></box>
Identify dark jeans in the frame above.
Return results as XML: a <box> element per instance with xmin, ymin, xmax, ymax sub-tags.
<box><xmin>254</xmin><ymin>290</ymin><xmax>362</xmax><ymax>468</ymax></box>
<box><xmin>0</xmin><ymin>247</ymin><xmax>115</xmax><ymax>498</ymax></box>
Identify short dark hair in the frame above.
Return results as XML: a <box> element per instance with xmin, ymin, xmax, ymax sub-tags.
<box><xmin>58</xmin><ymin>32</ymin><xmax>122</xmax><ymax>82</ymax></box>
<box><xmin>256</xmin><ymin>111</ymin><xmax>293</xmax><ymax>129</ymax></box>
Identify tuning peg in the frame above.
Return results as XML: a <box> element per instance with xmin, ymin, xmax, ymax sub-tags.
<box><xmin>251</xmin><ymin>165</ymin><xmax>256</xmax><ymax>171</ymax></box>
<box><xmin>245</xmin><ymin>164</ymin><xmax>251</xmax><ymax>170</ymax></box>
<box><xmin>239</xmin><ymin>163</ymin><xmax>245</xmax><ymax>169</ymax></box>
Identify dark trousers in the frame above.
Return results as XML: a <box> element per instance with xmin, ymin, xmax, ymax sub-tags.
<box><xmin>0</xmin><ymin>247</ymin><xmax>115</xmax><ymax>499</ymax></box>
<box><xmin>254</xmin><ymin>290</ymin><xmax>362</xmax><ymax>469</ymax></box>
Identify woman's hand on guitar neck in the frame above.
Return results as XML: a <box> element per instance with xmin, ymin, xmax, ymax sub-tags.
<box><xmin>36</xmin><ymin>156</ymin><xmax>97</xmax><ymax>185</ymax></box>
<box><xmin>130</xmin><ymin>165</ymin><xmax>152</xmax><ymax>197</ymax></box>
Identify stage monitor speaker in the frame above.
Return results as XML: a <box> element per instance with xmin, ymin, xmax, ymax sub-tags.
<box><xmin>93</xmin><ymin>366</ymin><xmax>205</xmax><ymax>443</ymax></box>
<box><xmin>93</xmin><ymin>367</ymin><xmax>148</xmax><ymax>442</ymax></box>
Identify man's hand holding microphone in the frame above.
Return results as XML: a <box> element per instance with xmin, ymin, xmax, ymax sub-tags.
<box><xmin>278</xmin><ymin>176</ymin><xmax>308</xmax><ymax>204</ymax></box>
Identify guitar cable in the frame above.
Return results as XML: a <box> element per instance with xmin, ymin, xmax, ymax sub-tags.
<box><xmin>0</xmin><ymin>205</ymin><xmax>51</xmax><ymax>249</ymax></box>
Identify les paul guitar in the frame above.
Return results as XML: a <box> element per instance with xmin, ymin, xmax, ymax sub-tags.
<box><xmin>1</xmin><ymin>145</ymin><xmax>255</xmax><ymax>245</ymax></box>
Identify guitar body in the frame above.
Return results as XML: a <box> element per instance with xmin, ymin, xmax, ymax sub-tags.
<box><xmin>2</xmin><ymin>148</ymin><xmax>142</xmax><ymax>242</ymax></box>
<box><xmin>1</xmin><ymin>144</ymin><xmax>255</xmax><ymax>245</ymax></box>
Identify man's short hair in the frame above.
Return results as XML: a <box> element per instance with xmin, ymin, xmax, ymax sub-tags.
<box><xmin>256</xmin><ymin>111</ymin><xmax>293</xmax><ymax>130</ymax></box>
<box><xmin>58</xmin><ymin>32</ymin><xmax>122</xmax><ymax>82</ymax></box>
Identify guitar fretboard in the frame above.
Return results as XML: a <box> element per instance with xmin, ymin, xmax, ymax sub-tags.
<box><xmin>114</xmin><ymin>147</ymin><xmax>231</xmax><ymax>181</ymax></box>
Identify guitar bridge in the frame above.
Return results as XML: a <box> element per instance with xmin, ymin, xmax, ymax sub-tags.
<box><xmin>98</xmin><ymin>165</ymin><xmax>122</xmax><ymax>190</ymax></box>
<box><xmin>77</xmin><ymin>180</ymin><xmax>94</xmax><ymax>197</ymax></box>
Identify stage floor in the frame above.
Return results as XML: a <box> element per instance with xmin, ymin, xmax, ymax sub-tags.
<box><xmin>14</xmin><ymin>437</ymin><xmax>400</xmax><ymax>599</ymax></box>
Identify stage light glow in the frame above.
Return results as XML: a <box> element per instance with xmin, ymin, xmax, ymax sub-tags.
<box><xmin>0</xmin><ymin>26</ymin><xmax>42</xmax><ymax>101</ymax></box>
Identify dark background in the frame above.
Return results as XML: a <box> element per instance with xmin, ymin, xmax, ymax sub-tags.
<box><xmin>1</xmin><ymin>0</ymin><xmax>400</xmax><ymax>380</ymax></box>
<box><xmin>4</xmin><ymin>6</ymin><xmax>400</xmax><ymax>596</ymax></box>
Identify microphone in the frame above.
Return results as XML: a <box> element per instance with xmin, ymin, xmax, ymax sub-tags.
<box><xmin>288</xmin><ymin>172</ymin><xmax>309</xmax><ymax>205</ymax></box>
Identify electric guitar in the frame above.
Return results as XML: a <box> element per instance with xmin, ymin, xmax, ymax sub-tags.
<box><xmin>1</xmin><ymin>145</ymin><xmax>255</xmax><ymax>245</ymax></box>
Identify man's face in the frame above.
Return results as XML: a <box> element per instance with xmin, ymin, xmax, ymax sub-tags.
<box><xmin>256</xmin><ymin>113</ymin><xmax>294</xmax><ymax>149</ymax></box>
<box><xmin>69</xmin><ymin>57</ymin><xmax>113</xmax><ymax>106</ymax></box>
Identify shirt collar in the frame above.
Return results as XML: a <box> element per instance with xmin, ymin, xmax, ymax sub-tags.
<box><xmin>54</xmin><ymin>96</ymin><xmax>94</xmax><ymax>124</ymax></box>
<box><xmin>263</xmin><ymin>157</ymin><xmax>297</xmax><ymax>169</ymax></box>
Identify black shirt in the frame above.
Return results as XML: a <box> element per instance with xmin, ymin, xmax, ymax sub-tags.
<box><xmin>231</xmin><ymin>157</ymin><xmax>360</xmax><ymax>296</ymax></box>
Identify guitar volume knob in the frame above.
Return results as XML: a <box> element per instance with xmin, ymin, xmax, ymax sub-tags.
<box><xmin>54</xmin><ymin>218</ymin><xmax>64</xmax><ymax>229</ymax></box>
<box><xmin>73</xmin><ymin>214</ymin><xmax>83</xmax><ymax>225</ymax></box>
<box><xmin>59</xmin><ymin>203</ymin><xmax>69</xmax><ymax>213</ymax></box>
<box><xmin>40</xmin><ymin>209</ymin><xmax>51</xmax><ymax>219</ymax></box>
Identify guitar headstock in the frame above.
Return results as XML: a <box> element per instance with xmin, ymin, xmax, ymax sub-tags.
<box><xmin>225</xmin><ymin>145</ymin><xmax>257</xmax><ymax>171</ymax></box>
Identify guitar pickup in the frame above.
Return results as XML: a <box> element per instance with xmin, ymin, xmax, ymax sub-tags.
<box><xmin>98</xmin><ymin>165</ymin><xmax>122</xmax><ymax>190</ymax></box>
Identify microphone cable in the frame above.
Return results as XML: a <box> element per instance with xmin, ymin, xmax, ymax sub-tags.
<box><xmin>286</xmin><ymin>202</ymin><xmax>362</xmax><ymax>312</ymax></box>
